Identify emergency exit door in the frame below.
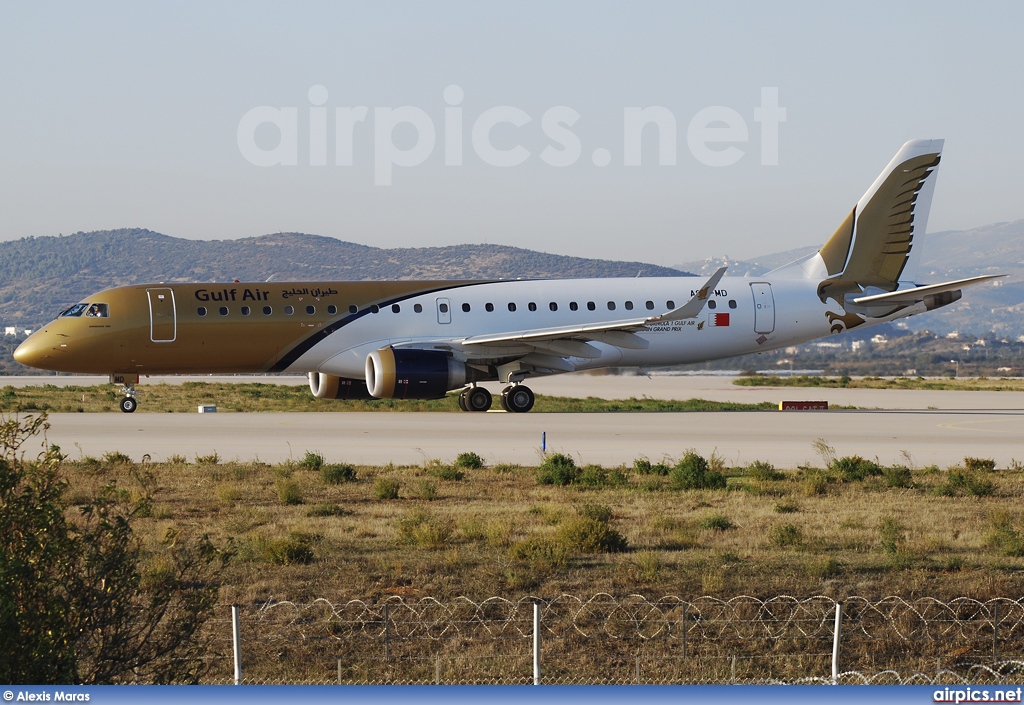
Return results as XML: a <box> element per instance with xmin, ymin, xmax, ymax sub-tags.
<box><xmin>750</xmin><ymin>282</ymin><xmax>775</xmax><ymax>334</ymax></box>
<box><xmin>148</xmin><ymin>288</ymin><xmax>176</xmax><ymax>342</ymax></box>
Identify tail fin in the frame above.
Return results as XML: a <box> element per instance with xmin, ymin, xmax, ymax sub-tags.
<box><xmin>816</xmin><ymin>139</ymin><xmax>943</xmax><ymax>303</ymax></box>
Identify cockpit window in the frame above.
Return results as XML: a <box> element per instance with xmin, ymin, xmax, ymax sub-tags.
<box><xmin>85</xmin><ymin>303</ymin><xmax>109</xmax><ymax>318</ymax></box>
<box><xmin>60</xmin><ymin>303</ymin><xmax>89</xmax><ymax>317</ymax></box>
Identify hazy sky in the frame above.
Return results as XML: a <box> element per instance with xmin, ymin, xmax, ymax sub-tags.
<box><xmin>2</xmin><ymin>1</ymin><xmax>1022</xmax><ymax>264</ymax></box>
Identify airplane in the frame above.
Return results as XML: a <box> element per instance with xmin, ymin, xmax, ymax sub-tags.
<box><xmin>14</xmin><ymin>139</ymin><xmax>1002</xmax><ymax>413</ymax></box>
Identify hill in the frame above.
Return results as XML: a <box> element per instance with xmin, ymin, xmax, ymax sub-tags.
<box><xmin>0</xmin><ymin>229</ymin><xmax>688</xmax><ymax>329</ymax></box>
<box><xmin>674</xmin><ymin>220</ymin><xmax>1024</xmax><ymax>336</ymax></box>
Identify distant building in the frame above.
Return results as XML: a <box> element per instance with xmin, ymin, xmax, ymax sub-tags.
<box><xmin>3</xmin><ymin>327</ymin><xmax>15</xmax><ymax>336</ymax></box>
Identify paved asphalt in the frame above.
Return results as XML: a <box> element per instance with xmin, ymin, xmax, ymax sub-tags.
<box><xmin>12</xmin><ymin>374</ymin><xmax>1024</xmax><ymax>468</ymax></box>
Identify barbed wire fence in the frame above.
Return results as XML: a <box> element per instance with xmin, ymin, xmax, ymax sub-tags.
<box><xmin>197</xmin><ymin>595</ymin><xmax>1024</xmax><ymax>685</ymax></box>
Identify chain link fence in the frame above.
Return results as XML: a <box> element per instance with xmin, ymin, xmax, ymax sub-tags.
<box><xmin>196</xmin><ymin>595</ymin><xmax>1024</xmax><ymax>685</ymax></box>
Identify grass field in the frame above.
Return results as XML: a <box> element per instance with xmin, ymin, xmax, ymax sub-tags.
<box><xmin>62</xmin><ymin>443</ymin><xmax>1024</xmax><ymax>606</ymax></box>
<box><xmin>0</xmin><ymin>381</ymin><xmax>777</xmax><ymax>413</ymax></box>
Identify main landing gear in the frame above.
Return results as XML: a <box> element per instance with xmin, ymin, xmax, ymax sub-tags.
<box><xmin>457</xmin><ymin>384</ymin><xmax>535</xmax><ymax>413</ymax></box>
<box><xmin>458</xmin><ymin>385</ymin><xmax>493</xmax><ymax>412</ymax></box>
<box><xmin>500</xmin><ymin>384</ymin><xmax>535</xmax><ymax>413</ymax></box>
<box><xmin>119</xmin><ymin>383</ymin><xmax>138</xmax><ymax>413</ymax></box>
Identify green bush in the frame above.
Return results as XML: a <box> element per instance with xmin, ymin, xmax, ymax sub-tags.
<box><xmin>669</xmin><ymin>451</ymin><xmax>726</xmax><ymax>490</ymax></box>
<box><xmin>878</xmin><ymin>516</ymin><xmax>906</xmax><ymax>557</ymax></box>
<box><xmin>634</xmin><ymin>458</ymin><xmax>670</xmax><ymax>476</ymax></box>
<box><xmin>248</xmin><ymin>531</ymin><xmax>315</xmax><ymax>565</ymax></box>
<box><xmin>699</xmin><ymin>514</ymin><xmax>734</xmax><ymax>531</ymax></box>
<box><xmin>831</xmin><ymin>455</ymin><xmax>883</xmax><ymax>481</ymax></box>
<box><xmin>535</xmin><ymin>453</ymin><xmax>579</xmax><ymax>486</ymax></box>
<box><xmin>320</xmin><ymin>463</ymin><xmax>357</xmax><ymax>484</ymax></box>
<box><xmin>941</xmin><ymin>470</ymin><xmax>996</xmax><ymax>497</ymax></box>
<box><xmin>575</xmin><ymin>464</ymin><xmax>628</xmax><ymax>488</ymax></box>
<box><xmin>305</xmin><ymin>503</ymin><xmax>347</xmax><ymax>517</ymax></box>
<box><xmin>425</xmin><ymin>460</ymin><xmax>464</xmax><ymax>481</ymax></box>
<box><xmin>373</xmin><ymin>478</ymin><xmax>401</xmax><ymax>500</ymax></box>
<box><xmin>774</xmin><ymin>500</ymin><xmax>800</xmax><ymax>514</ymax></box>
<box><xmin>556</xmin><ymin>504</ymin><xmax>627</xmax><ymax>553</ymax></box>
<box><xmin>396</xmin><ymin>510</ymin><xmax>453</xmax><ymax>549</ymax></box>
<box><xmin>883</xmin><ymin>465</ymin><xmax>913</xmax><ymax>488</ymax></box>
<box><xmin>102</xmin><ymin>451</ymin><xmax>133</xmax><ymax>465</ymax></box>
<box><xmin>769</xmin><ymin>523</ymin><xmax>803</xmax><ymax>547</ymax></box>
<box><xmin>299</xmin><ymin>451</ymin><xmax>324</xmax><ymax>471</ymax></box>
<box><xmin>964</xmin><ymin>456</ymin><xmax>996</xmax><ymax>473</ymax></box>
<box><xmin>275</xmin><ymin>478</ymin><xmax>303</xmax><ymax>505</ymax></box>
<box><xmin>746</xmin><ymin>460</ymin><xmax>783</xmax><ymax>481</ymax></box>
<box><xmin>454</xmin><ymin>452</ymin><xmax>484</xmax><ymax>469</ymax></box>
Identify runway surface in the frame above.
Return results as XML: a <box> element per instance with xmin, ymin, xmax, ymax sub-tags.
<box><xmin>14</xmin><ymin>374</ymin><xmax>1024</xmax><ymax>469</ymax></box>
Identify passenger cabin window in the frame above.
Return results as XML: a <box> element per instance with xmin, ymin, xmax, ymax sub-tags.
<box><xmin>607</xmin><ymin>301</ymin><xmax>616</xmax><ymax>311</ymax></box>
<box><xmin>438</xmin><ymin>303</ymin><xmax>448</xmax><ymax>313</ymax></box>
<box><xmin>528</xmin><ymin>302</ymin><xmax>537</xmax><ymax>312</ymax></box>
<box><xmin>625</xmin><ymin>301</ymin><xmax>633</xmax><ymax>311</ymax></box>
<box><xmin>306</xmin><ymin>305</ymin><xmax>316</xmax><ymax>315</ymax></box>
<box><xmin>729</xmin><ymin>299</ymin><xmax>737</xmax><ymax>309</ymax></box>
<box><xmin>284</xmin><ymin>306</ymin><xmax>294</xmax><ymax>315</ymax></box>
<box><xmin>219</xmin><ymin>306</ymin><xmax>229</xmax><ymax>316</ymax></box>
<box><xmin>569</xmin><ymin>301</ymin><xmax>578</xmax><ymax>311</ymax></box>
<box><xmin>587</xmin><ymin>302</ymin><xmax>596</xmax><ymax>311</ymax></box>
<box><xmin>708</xmin><ymin>300</ymin><xmax>717</xmax><ymax>310</ymax></box>
<box><xmin>370</xmin><ymin>304</ymin><xmax>380</xmax><ymax>313</ymax></box>
<box><xmin>349</xmin><ymin>305</ymin><xmax>358</xmax><ymax>314</ymax></box>
<box><xmin>197</xmin><ymin>307</ymin><xmax>208</xmax><ymax>317</ymax></box>
<box><xmin>241</xmin><ymin>306</ymin><xmax>251</xmax><ymax>316</ymax></box>
<box><xmin>508</xmin><ymin>303</ymin><xmax>517</xmax><ymax>312</ymax></box>
<box><xmin>549</xmin><ymin>302</ymin><xmax>557</xmax><ymax>311</ymax></box>
<box><xmin>263</xmin><ymin>306</ymin><xmax>272</xmax><ymax>315</ymax></box>
<box><xmin>327</xmin><ymin>305</ymin><xmax>337</xmax><ymax>315</ymax></box>
<box><xmin>392</xmin><ymin>304</ymin><xmax>400</xmax><ymax>313</ymax></box>
<box><xmin>666</xmin><ymin>300</ymin><xmax>675</xmax><ymax>309</ymax></box>
<box><xmin>485</xmin><ymin>303</ymin><xmax>494</xmax><ymax>312</ymax></box>
<box><xmin>414</xmin><ymin>303</ymin><xmax>423</xmax><ymax>313</ymax></box>
<box><xmin>462</xmin><ymin>303</ymin><xmax>471</xmax><ymax>312</ymax></box>
<box><xmin>646</xmin><ymin>300</ymin><xmax>655</xmax><ymax>310</ymax></box>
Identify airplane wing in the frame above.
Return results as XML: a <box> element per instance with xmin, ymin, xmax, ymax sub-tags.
<box><xmin>850</xmin><ymin>274</ymin><xmax>1004</xmax><ymax>306</ymax></box>
<box><xmin>410</xmin><ymin>267</ymin><xmax>728</xmax><ymax>361</ymax></box>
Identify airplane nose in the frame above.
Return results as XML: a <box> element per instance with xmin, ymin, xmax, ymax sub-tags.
<box><xmin>13</xmin><ymin>335</ymin><xmax>52</xmax><ymax>369</ymax></box>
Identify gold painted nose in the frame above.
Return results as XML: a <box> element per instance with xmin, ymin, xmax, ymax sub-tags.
<box><xmin>13</xmin><ymin>335</ymin><xmax>54</xmax><ymax>369</ymax></box>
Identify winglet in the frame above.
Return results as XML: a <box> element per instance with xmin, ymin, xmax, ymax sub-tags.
<box><xmin>648</xmin><ymin>267</ymin><xmax>728</xmax><ymax>322</ymax></box>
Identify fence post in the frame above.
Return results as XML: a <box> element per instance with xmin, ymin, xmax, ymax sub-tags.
<box><xmin>993</xmin><ymin>604</ymin><xmax>1000</xmax><ymax>661</ymax></box>
<box><xmin>337</xmin><ymin>658</ymin><xmax>343</xmax><ymax>684</ymax></box>
<box><xmin>231</xmin><ymin>604</ymin><xmax>242</xmax><ymax>685</ymax></box>
<box><xmin>636</xmin><ymin>650</ymin><xmax>641</xmax><ymax>683</ymax></box>
<box><xmin>831</xmin><ymin>601</ymin><xmax>843</xmax><ymax>685</ymax></box>
<box><xmin>681</xmin><ymin>604</ymin><xmax>687</xmax><ymax>662</ymax></box>
<box><xmin>533</xmin><ymin>602</ymin><xmax>541</xmax><ymax>685</ymax></box>
<box><xmin>384</xmin><ymin>604</ymin><xmax>391</xmax><ymax>662</ymax></box>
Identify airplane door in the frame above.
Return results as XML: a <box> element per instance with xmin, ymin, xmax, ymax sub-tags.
<box><xmin>750</xmin><ymin>282</ymin><xmax>775</xmax><ymax>334</ymax></box>
<box><xmin>148</xmin><ymin>288</ymin><xmax>176</xmax><ymax>342</ymax></box>
<box><xmin>436</xmin><ymin>297</ymin><xmax>451</xmax><ymax>324</ymax></box>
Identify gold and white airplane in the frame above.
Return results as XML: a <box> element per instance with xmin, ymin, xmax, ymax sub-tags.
<box><xmin>14</xmin><ymin>140</ymin><xmax>1000</xmax><ymax>413</ymax></box>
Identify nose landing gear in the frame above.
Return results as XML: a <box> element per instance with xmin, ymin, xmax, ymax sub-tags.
<box><xmin>118</xmin><ymin>382</ymin><xmax>138</xmax><ymax>413</ymax></box>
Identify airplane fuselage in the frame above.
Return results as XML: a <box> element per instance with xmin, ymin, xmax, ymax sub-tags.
<box><xmin>14</xmin><ymin>275</ymin><xmax>899</xmax><ymax>379</ymax></box>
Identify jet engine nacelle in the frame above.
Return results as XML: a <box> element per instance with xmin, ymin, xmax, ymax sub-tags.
<box><xmin>365</xmin><ymin>347</ymin><xmax>467</xmax><ymax>399</ymax></box>
<box><xmin>308</xmin><ymin>372</ymin><xmax>374</xmax><ymax>400</ymax></box>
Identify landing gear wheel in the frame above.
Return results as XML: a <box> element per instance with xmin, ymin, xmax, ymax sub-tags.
<box><xmin>466</xmin><ymin>387</ymin><xmax>492</xmax><ymax>412</ymax></box>
<box><xmin>119</xmin><ymin>397</ymin><xmax>137</xmax><ymax>413</ymax></box>
<box><xmin>458</xmin><ymin>389</ymin><xmax>469</xmax><ymax>411</ymax></box>
<box><xmin>501</xmin><ymin>385</ymin><xmax>535</xmax><ymax>413</ymax></box>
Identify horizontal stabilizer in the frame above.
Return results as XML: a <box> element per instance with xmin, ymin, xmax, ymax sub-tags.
<box><xmin>851</xmin><ymin>274</ymin><xmax>1004</xmax><ymax>305</ymax></box>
